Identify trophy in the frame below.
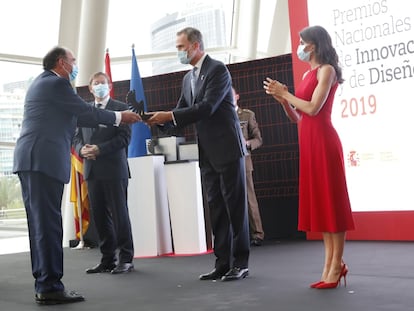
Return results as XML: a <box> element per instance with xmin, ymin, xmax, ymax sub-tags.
<box><xmin>126</xmin><ymin>90</ymin><xmax>153</xmax><ymax>120</ymax></box>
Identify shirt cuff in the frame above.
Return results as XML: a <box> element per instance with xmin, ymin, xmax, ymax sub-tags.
<box><xmin>114</xmin><ymin>111</ymin><xmax>121</xmax><ymax>126</ymax></box>
<box><xmin>171</xmin><ymin>111</ymin><xmax>177</xmax><ymax>126</ymax></box>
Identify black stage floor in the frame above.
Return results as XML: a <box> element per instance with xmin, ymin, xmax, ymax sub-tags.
<box><xmin>1</xmin><ymin>239</ymin><xmax>413</xmax><ymax>310</ymax></box>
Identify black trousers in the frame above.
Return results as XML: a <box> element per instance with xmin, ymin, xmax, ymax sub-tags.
<box><xmin>87</xmin><ymin>178</ymin><xmax>134</xmax><ymax>264</ymax></box>
<box><xmin>200</xmin><ymin>157</ymin><xmax>250</xmax><ymax>270</ymax></box>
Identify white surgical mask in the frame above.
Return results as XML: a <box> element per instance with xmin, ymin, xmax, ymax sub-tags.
<box><xmin>92</xmin><ymin>83</ymin><xmax>110</xmax><ymax>98</ymax></box>
<box><xmin>297</xmin><ymin>44</ymin><xmax>311</xmax><ymax>62</ymax></box>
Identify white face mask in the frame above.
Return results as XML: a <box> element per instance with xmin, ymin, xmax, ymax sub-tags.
<box><xmin>297</xmin><ymin>44</ymin><xmax>311</xmax><ymax>62</ymax></box>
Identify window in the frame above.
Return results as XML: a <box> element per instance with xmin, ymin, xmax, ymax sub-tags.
<box><xmin>0</xmin><ymin>0</ymin><xmax>61</xmax><ymax>57</ymax></box>
<box><xmin>106</xmin><ymin>0</ymin><xmax>235</xmax><ymax>79</ymax></box>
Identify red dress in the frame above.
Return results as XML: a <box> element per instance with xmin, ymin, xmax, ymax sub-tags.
<box><xmin>295</xmin><ymin>67</ymin><xmax>355</xmax><ymax>233</ymax></box>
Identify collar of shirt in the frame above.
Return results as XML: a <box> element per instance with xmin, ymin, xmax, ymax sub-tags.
<box><xmin>95</xmin><ymin>97</ymin><xmax>110</xmax><ymax>109</ymax></box>
<box><xmin>50</xmin><ymin>69</ymin><xmax>62</xmax><ymax>77</ymax></box>
<box><xmin>193</xmin><ymin>53</ymin><xmax>207</xmax><ymax>78</ymax></box>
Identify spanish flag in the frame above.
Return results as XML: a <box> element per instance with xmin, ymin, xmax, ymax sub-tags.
<box><xmin>70</xmin><ymin>147</ymin><xmax>90</xmax><ymax>240</ymax></box>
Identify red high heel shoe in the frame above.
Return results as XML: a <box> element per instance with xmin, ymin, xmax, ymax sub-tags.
<box><xmin>316</xmin><ymin>263</ymin><xmax>348</xmax><ymax>289</ymax></box>
<box><xmin>341</xmin><ymin>263</ymin><xmax>349</xmax><ymax>286</ymax></box>
<box><xmin>309</xmin><ymin>281</ymin><xmax>324</xmax><ymax>288</ymax></box>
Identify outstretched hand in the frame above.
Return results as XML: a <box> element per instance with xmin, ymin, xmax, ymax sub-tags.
<box><xmin>120</xmin><ymin>110</ymin><xmax>142</xmax><ymax>124</ymax></box>
<box><xmin>145</xmin><ymin>111</ymin><xmax>173</xmax><ymax>126</ymax></box>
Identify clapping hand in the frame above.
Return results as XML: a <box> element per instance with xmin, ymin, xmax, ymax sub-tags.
<box><xmin>263</xmin><ymin>77</ymin><xmax>288</xmax><ymax>104</ymax></box>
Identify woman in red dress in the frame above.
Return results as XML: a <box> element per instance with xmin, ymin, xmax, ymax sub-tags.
<box><xmin>263</xmin><ymin>25</ymin><xmax>355</xmax><ymax>289</ymax></box>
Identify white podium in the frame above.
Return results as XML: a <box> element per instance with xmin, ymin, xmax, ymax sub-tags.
<box><xmin>164</xmin><ymin>160</ymin><xmax>207</xmax><ymax>255</ymax></box>
<box><xmin>128</xmin><ymin>155</ymin><xmax>173</xmax><ymax>257</ymax></box>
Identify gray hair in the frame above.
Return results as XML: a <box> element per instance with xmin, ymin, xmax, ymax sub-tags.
<box><xmin>177</xmin><ymin>27</ymin><xmax>204</xmax><ymax>51</ymax></box>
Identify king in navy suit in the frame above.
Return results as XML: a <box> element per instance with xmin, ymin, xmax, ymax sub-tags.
<box><xmin>13</xmin><ymin>47</ymin><xmax>140</xmax><ymax>304</ymax></box>
<box><xmin>146</xmin><ymin>27</ymin><xmax>250</xmax><ymax>282</ymax></box>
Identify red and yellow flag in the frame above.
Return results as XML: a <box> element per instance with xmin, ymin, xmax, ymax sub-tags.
<box><xmin>70</xmin><ymin>147</ymin><xmax>90</xmax><ymax>239</ymax></box>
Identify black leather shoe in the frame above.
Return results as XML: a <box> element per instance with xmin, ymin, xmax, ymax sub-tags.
<box><xmin>221</xmin><ymin>267</ymin><xmax>249</xmax><ymax>281</ymax></box>
<box><xmin>35</xmin><ymin>290</ymin><xmax>85</xmax><ymax>305</ymax></box>
<box><xmin>86</xmin><ymin>263</ymin><xmax>116</xmax><ymax>274</ymax></box>
<box><xmin>111</xmin><ymin>262</ymin><xmax>134</xmax><ymax>274</ymax></box>
<box><xmin>251</xmin><ymin>238</ymin><xmax>263</xmax><ymax>246</ymax></box>
<box><xmin>199</xmin><ymin>268</ymin><xmax>228</xmax><ymax>280</ymax></box>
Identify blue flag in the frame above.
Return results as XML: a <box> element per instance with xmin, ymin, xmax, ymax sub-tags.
<box><xmin>128</xmin><ymin>47</ymin><xmax>152</xmax><ymax>157</ymax></box>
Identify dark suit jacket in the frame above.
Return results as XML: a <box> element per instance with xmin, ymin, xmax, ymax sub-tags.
<box><xmin>73</xmin><ymin>99</ymin><xmax>131</xmax><ymax>180</ymax></box>
<box><xmin>13</xmin><ymin>70</ymin><xmax>117</xmax><ymax>184</ymax></box>
<box><xmin>173</xmin><ymin>55</ymin><xmax>247</xmax><ymax>168</ymax></box>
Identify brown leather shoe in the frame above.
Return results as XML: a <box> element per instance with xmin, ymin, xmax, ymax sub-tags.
<box><xmin>35</xmin><ymin>290</ymin><xmax>85</xmax><ymax>305</ymax></box>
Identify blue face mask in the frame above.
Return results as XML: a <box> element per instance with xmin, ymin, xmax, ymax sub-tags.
<box><xmin>297</xmin><ymin>44</ymin><xmax>311</xmax><ymax>62</ymax></box>
<box><xmin>69</xmin><ymin>64</ymin><xmax>78</xmax><ymax>81</ymax></box>
<box><xmin>64</xmin><ymin>62</ymin><xmax>78</xmax><ymax>81</ymax></box>
<box><xmin>177</xmin><ymin>50</ymin><xmax>192</xmax><ymax>64</ymax></box>
<box><xmin>92</xmin><ymin>83</ymin><xmax>110</xmax><ymax>98</ymax></box>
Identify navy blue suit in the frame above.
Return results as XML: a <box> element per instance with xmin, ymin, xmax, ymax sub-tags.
<box><xmin>13</xmin><ymin>70</ymin><xmax>119</xmax><ymax>294</ymax></box>
<box><xmin>73</xmin><ymin>99</ymin><xmax>134</xmax><ymax>266</ymax></box>
<box><xmin>173</xmin><ymin>55</ymin><xmax>250</xmax><ymax>270</ymax></box>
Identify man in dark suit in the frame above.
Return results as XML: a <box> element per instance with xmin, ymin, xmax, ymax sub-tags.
<box><xmin>73</xmin><ymin>72</ymin><xmax>134</xmax><ymax>275</ymax></box>
<box><xmin>12</xmin><ymin>47</ymin><xmax>140</xmax><ymax>305</ymax></box>
<box><xmin>146</xmin><ymin>27</ymin><xmax>250</xmax><ymax>281</ymax></box>
<box><xmin>232</xmin><ymin>87</ymin><xmax>265</xmax><ymax>246</ymax></box>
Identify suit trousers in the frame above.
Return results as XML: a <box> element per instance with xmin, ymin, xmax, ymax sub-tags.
<box><xmin>87</xmin><ymin>178</ymin><xmax>134</xmax><ymax>264</ymax></box>
<box><xmin>201</xmin><ymin>157</ymin><xmax>250</xmax><ymax>270</ymax></box>
<box><xmin>18</xmin><ymin>171</ymin><xmax>65</xmax><ymax>293</ymax></box>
